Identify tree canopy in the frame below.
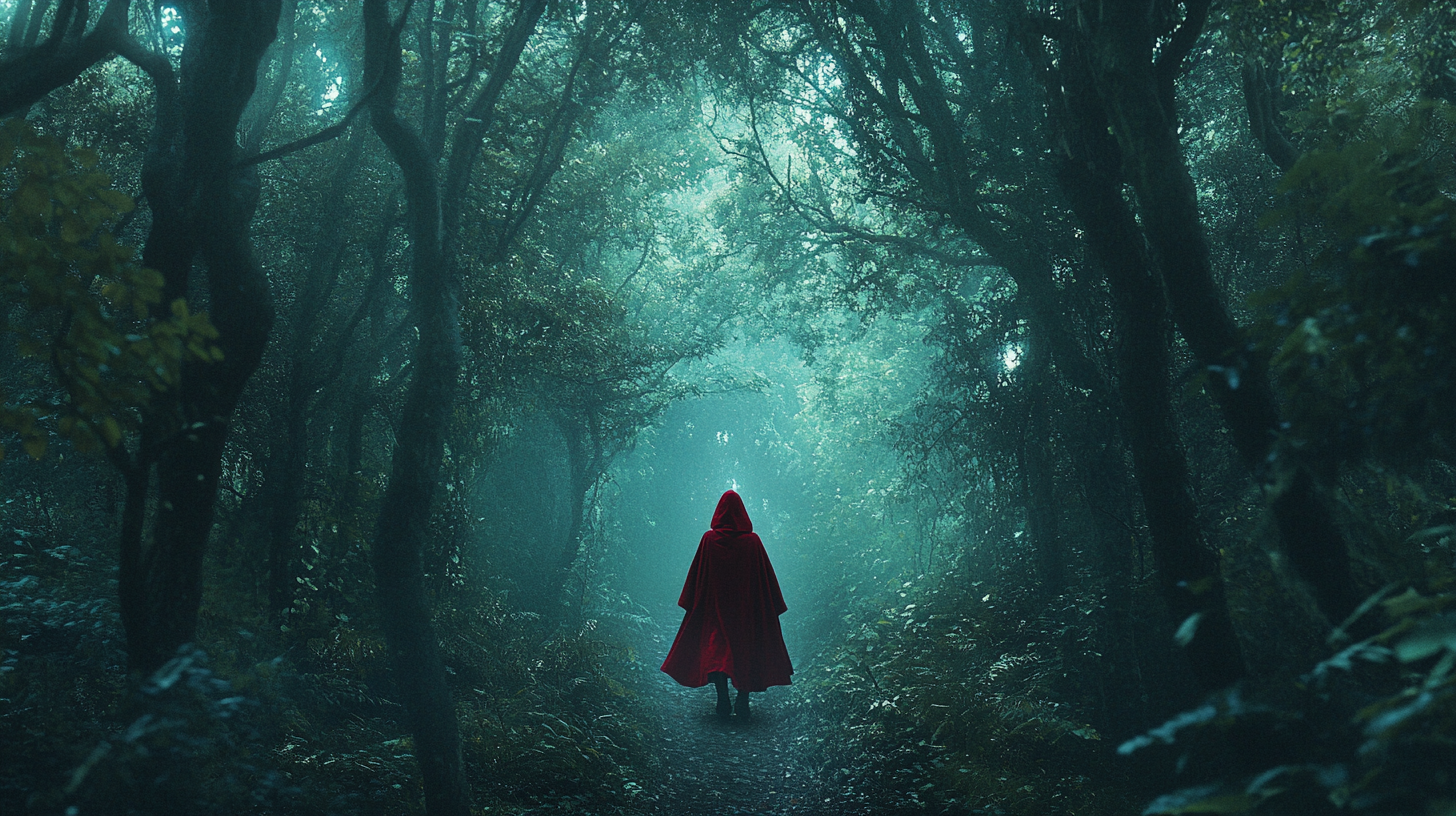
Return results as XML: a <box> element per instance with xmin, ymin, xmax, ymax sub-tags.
<box><xmin>2</xmin><ymin>0</ymin><xmax>1455</xmax><ymax>814</ymax></box>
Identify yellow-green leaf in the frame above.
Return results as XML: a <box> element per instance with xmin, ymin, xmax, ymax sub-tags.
<box><xmin>23</xmin><ymin>434</ymin><xmax>46</xmax><ymax>460</ymax></box>
<box><xmin>100</xmin><ymin>416</ymin><xmax>121</xmax><ymax>447</ymax></box>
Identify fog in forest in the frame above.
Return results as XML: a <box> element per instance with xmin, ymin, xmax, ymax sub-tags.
<box><xmin>2</xmin><ymin>0</ymin><xmax>1456</xmax><ymax>814</ymax></box>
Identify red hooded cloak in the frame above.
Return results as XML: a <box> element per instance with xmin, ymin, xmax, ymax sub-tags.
<box><xmin>660</xmin><ymin>490</ymin><xmax>794</xmax><ymax>692</ymax></box>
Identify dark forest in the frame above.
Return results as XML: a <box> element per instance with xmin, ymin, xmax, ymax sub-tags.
<box><xmin>2</xmin><ymin>0</ymin><xmax>1455</xmax><ymax>813</ymax></box>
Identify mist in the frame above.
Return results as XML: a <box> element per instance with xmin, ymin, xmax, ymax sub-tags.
<box><xmin>3</xmin><ymin>1</ymin><xmax>1456</xmax><ymax>814</ymax></box>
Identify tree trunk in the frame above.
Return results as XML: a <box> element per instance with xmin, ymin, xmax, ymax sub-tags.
<box><xmin>1020</xmin><ymin>346</ymin><xmax>1066</xmax><ymax>596</ymax></box>
<box><xmin>266</xmin><ymin>129</ymin><xmax>363</xmax><ymax>619</ymax></box>
<box><xmin>362</xmin><ymin>0</ymin><xmax>470</xmax><ymax>811</ymax></box>
<box><xmin>265</xmin><ymin>356</ymin><xmax>309</xmax><ymax>617</ymax></box>
<box><xmin>6</xmin><ymin>0</ymin><xmax>36</xmax><ymax>52</ymax></box>
<box><xmin>117</xmin><ymin>0</ymin><xmax>281</xmax><ymax>677</ymax></box>
<box><xmin>241</xmin><ymin>0</ymin><xmax>298</xmax><ymax>153</ymax></box>
<box><xmin>1073</xmin><ymin>164</ymin><xmax>1246</xmax><ymax>691</ymax></box>
<box><xmin>545</xmin><ymin>408</ymin><xmax>606</xmax><ymax>615</ymax></box>
<box><xmin>1069</xmin><ymin>432</ymin><xmax>1150</xmax><ymax>728</ymax></box>
<box><xmin>1085</xmin><ymin>4</ymin><xmax>1364</xmax><ymax>626</ymax></box>
<box><xmin>1041</xmin><ymin>29</ymin><xmax>1246</xmax><ymax>690</ymax></box>
<box><xmin>1240</xmin><ymin>60</ymin><xmax>1300</xmax><ymax>173</ymax></box>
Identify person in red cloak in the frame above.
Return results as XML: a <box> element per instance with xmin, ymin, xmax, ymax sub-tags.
<box><xmin>661</xmin><ymin>490</ymin><xmax>793</xmax><ymax>719</ymax></box>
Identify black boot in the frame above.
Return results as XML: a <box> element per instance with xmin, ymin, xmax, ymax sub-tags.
<box><xmin>734</xmin><ymin>689</ymin><xmax>750</xmax><ymax>719</ymax></box>
<box><xmin>710</xmin><ymin>672</ymin><xmax>731</xmax><ymax>718</ymax></box>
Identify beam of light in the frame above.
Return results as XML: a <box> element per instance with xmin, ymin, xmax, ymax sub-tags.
<box><xmin>157</xmin><ymin>6</ymin><xmax>185</xmax><ymax>57</ymax></box>
<box><xmin>1002</xmin><ymin>344</ymin><xmax>1022</xmax><ymax>372</ymax></box>
<box><xmin>160</xmin><ymin>5</ymin><xmax>182</xmax><ymax>34</ymax></box>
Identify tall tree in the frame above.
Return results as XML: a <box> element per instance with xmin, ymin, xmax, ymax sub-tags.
<box><xmin>1039</xmin><ymin>0</ymin><xmax>1365</xmax><ymax>626</ymax></box>
<box><xmin>1024</xmin><ymin>19</ymin><xmax>1246</xmax><ymax>689</ymax></box>
<box><xmin>740</xmin><ymin>0</ymin><xmax>1246</xmax><ymax>687</ymax></box>
<box><xmin>2</xmin><ymin>0</ymin><xmax>283</xmax><ymax>676</ymax></box>
<box><xmin>360</xmin><ymin>0</ymin><xmax>636</xmax><ymax>809</ymax></box>
<box><xmin>263</xmin><ymin>127</ymin><xmax>367</xmax><ymax>619</ymax></box>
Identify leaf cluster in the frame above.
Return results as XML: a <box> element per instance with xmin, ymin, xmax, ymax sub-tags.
<box><xmin>59</xmin><ymin>648</ymin><xmax>293</xmax><ymax>816</ymax></box>
<box><xmin>0</xmin><ymin>118</ymin><xmax>219</xmax><ymax>461</ymax></box>
<box><xmin>1253</xmin><ymin>109</ymin><xmax>1456</xmax><ymax>470</ymax></box>
<box><xmin>1120</xmin><ymin>581</ymin><xmax>1456</xmax><ymax>816</ymax></box>
<box><xmin>263</xmin><ymin>580</ymin><xmax>658</xmax><ymax>814</ymax></box>
<box><xmin>788</xmin><ymin>570</ymin><xmax>1138</xmax><ymax>816</ymax></box>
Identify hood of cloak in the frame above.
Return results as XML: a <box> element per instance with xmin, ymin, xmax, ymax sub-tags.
<box><xmin>710</xmin><ymin>490</ymin><xmax>753</xmax><ymax>533</ymax></box>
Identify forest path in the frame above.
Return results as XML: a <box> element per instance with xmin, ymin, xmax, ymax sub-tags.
<box><xmin>633</xmin><ymin>620</ymin><xmax>839</xmax><ymax>816</ymax></box>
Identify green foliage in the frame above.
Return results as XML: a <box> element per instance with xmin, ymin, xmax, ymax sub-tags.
<box><xmin>257</xmin><ymin>585</ymin><xmax>657</xmax><ymax>814</ymax></box>
<box><xmin>0</xmin><ymin>118</ymin><xmax>219</xmax><ymax>460</ymax></box>
<box><xmin>789</xmin><ymin>570</ymin><xmax>1139</xmax><ymax>815</ymax></box>
<box><xmin>1253</xmin><ymin>113</ymin><xmax>1456</xmax><ymax>469</ymax></box>
<box><xmin>454</xmin><ymin>618</ymin><xmax>655</xmax><ymax>812</ymax></box>
<box><xmin>462</xmin><ymin>261</ymin><xmax>700</xmax><ymax>423</ymax></box>
<box><xmin>61</xmin><ymin>649</ymin><xmax>292</xmax><ymax>815</ymax></box>
<box><xmin>0</xmin><ymin>475</ymin><xmax>132</xmax><ymax>810</ymax></box>
<box><xmin>11</xmin><ymin>1</ymin><xmax>1456</xmax><ymax>813</ymax></box>
<box><xmin>1225</xmin><ymin>0</ymin><xmax>1456</xmax><ymax>103</ymax></box>
<box><xmin>1121</xmin><ymin>583</ymin><xmax>1456</xmax><ymax>816</ymax></box>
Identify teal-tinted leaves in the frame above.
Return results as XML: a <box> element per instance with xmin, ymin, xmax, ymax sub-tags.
<box><xmin>1253</xmin><ymin>118</ymin><xmax>1456</xmax><ymax>472</ymax></box>
<box><xmin>1118</xmin><ymin>698</ymin><xmax>1224</xmax><ymax>756</ymax></box>
<box><xmin>1394</xmin><ymin>613</ymin><xmax>1456</xmax><ymax>663</ymax></box>
<box><xmin>1143</xmin><ymin>785</ymin><xmax>1259</xmax><ymax>815</ymax></box>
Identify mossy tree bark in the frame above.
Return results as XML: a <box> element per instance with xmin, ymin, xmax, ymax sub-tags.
<box><xmin>362</xmin><ymin>1</ymin><xmax>469</xmax><ymax>812</ymax></box>
<box><xmin>1024</xmin><ymin>22</ymin><xmax>1248</xmax><ymax>691</ymax></box>
<box><xmin>1080</xmin><ymin>0</ymin><xmax>1364</xmax><ymax>627</ymax></box>
<box><xmin>0</xmin><ymin>0</ymin><xmax>283</xmax><ymax>680</ymax></box>
<box><xmin>361</xmin><ymin>0</ymin><xmax>548</xmax><ymax>811</ymax></box>
<box><xmin>110</xmin><ymin>0</ymin><xmax>280</xmax><ymax>677</ymax></box>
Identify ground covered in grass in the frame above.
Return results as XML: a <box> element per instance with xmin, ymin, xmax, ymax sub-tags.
<box><xmin>2</xmin><ymin>557</ymin><xmax>1146</xmax><ymax>816</ymax></box>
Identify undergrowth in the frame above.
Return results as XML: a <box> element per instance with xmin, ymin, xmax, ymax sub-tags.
<box><xmin>786</xmin><ymin>568</ymin><xmax>1145</xmax><ymax>816</ymax></box>
<box><xmin>1</xmin><ymin>469</ymin><xmax>661</xmax><ymax>815</ymax></box>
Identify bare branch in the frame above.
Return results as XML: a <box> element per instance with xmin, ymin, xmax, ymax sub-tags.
<box><xmin>239</xmin><ymin>99</ymin><xmax>368</xmax><ymax>167</ymax></box>
<box><xmin>1240</xmin><ymin>60</ymin><xmax>1299</xmax><ymax>173</ymax></box>
<box><xmin>1154</xmin><ymin>0</ymin><xmax>1211</xmax><ymax>113</ymax></box>
<box><xmin>441</xmin><ymin>0</ymin><xmax>549</xmax><ymax>234</ymax></box>
<box><xmin>0</xmin><ymin>0</ymin><xmax>134</xmax><ymax>115</ymax></box>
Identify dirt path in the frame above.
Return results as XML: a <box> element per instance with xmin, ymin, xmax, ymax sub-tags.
<box><xmin>633</xmin><ymin>622</ymin><xmax>839</xmax><ymax>816</ymax></box>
